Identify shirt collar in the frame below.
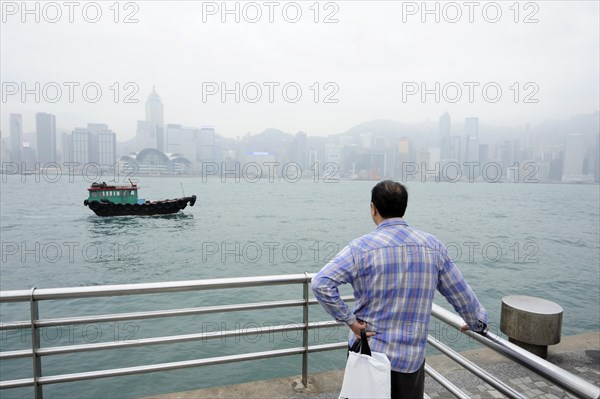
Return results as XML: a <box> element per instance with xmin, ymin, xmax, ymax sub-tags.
<box><xmin>377</xmin><ymin>217</ymin><xmax>408</xmax><ymax>229</ymax></box>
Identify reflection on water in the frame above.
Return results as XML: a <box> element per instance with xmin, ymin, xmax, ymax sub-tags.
<box><xmin>87</xmin><ymin>212</ymin><xmax>195</xmax><ymax>236</ymax></box>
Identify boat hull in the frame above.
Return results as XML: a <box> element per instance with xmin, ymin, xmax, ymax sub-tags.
<box><xmin>84</xmin><ymin>195</ymin><xmax>196</xmax><ymax>217</ymax></box>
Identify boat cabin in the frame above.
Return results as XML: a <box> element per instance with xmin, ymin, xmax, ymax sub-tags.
<box><xmin>87</xmin><ymin>182</ymin><xmax>139</xmax><ymax>205</ymax></box>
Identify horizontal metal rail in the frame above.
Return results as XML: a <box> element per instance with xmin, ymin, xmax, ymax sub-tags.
<box><xmin>1</xmin><ymin>342</ymin><xmax>349</xmax><ymax>389</ymax></box>
<box><xmin>0</xmin><ymin>274</ymin><xmax>318</xmax><ymax>302</ymax></box>
<box><xmin>431</xmin><ymin>304</ymin><xmax>600</xmax><ymax>399</ymax></box>
<box><xmin>0</xmin><ymin>295</ymin><xmax>348</xmax><ymax>331</ymax></box>
<box><xmin>1</xmin><ymin>274</ymin><xmax>598</xmax><ymax>399</ymax></box>
<box><xmin>424</xmin><ymin>364</ymin><xmax>469</xmax><ymax>398</ymax></box>
<box><xmin>0</xmin><ymin>320</ymin><xmax>343</xmax><ymax>360</ymax></box>
<box><xmin>427</xmin><ymin>335</ymin><xmax>527</xmax><ymax>399</ymax></box>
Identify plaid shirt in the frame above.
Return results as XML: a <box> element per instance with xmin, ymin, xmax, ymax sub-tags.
<box><xmin>311</xmin><ymin>218</ymin><xmax>488</xmax><ymax>373</ymax></box>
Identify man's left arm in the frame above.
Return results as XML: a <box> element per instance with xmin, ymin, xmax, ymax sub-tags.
<box><xmin>437</xmin><ymin>246</ymin><xmax>488</xmax><ymax>333</ymax></box>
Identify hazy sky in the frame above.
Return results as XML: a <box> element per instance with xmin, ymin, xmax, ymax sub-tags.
<box><xmin>1</xmin><ymin>1</ymin><xmax>599</xmax><ymax>140</ymax></box>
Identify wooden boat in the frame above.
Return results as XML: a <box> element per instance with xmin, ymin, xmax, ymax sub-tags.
<box><xmin>83</xmin><ymin>182</ymin><xmax>196</xmax><ymax>216</ymax></box>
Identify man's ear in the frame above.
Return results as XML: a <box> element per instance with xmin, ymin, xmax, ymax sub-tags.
<box><xmin>370</xmin><ymin>202</ymin><xmax>377</xmax><ymax>217</ymax></box>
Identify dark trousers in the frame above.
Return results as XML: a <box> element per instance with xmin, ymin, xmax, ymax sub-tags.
<box><xmin>391</xmin><ymin>360</ymin><xmax>426</xmax><ymax>399</ymax></box>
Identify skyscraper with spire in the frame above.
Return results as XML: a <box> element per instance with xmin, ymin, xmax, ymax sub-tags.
<box><xmin>145</xmin><ymin>86</ymin><xmax>164</xmax><ymax>151</ymax></box>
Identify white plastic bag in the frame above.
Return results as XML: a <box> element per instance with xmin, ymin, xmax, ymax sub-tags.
<box><xmin>339</xmin><ymin>331</ymin><xmax>391</xmax><ymax>399</ymax></box>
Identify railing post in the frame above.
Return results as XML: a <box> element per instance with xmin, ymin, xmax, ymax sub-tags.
<box><xmin>302</xmin><ymin>273</ymin><xmax>309</xmax><ymax>388</ymax></box>
<box><xmin>30</xmin><ymin>287</ymin><xmax>43</xmax><ymax>399</ymax></box>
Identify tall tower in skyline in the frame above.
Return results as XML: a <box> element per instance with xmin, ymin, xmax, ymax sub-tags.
<box><xmin>145</xmin><ymin>86</ymin><xmax>164</xmax><ymax>152</ymax></box>
<box><xmin>36</xmin><ymin>112</ymin><xmax>56</xmax><ymax>164</ymax></box>
<box><xmin>9</xmin><ymin>113</ymin><xmax>23</xmax><ymax>162</ymax></box>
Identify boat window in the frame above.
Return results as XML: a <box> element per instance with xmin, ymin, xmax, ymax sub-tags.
<box><xmin>130</xmin><ymin>190</ymin><xmax>135</xmax><ymax>195</ymax></box>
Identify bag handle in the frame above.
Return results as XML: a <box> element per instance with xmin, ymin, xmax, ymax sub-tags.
<box><xmin>359</xmin><ymin>329</ymin><xmax>372</xmax><ymax>357</ymax></box>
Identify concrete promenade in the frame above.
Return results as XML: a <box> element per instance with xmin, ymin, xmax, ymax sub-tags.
<box><xmin>144</xmin><ymin>331</ymin><xmax>599</xmax><ymax>399</ymax></box>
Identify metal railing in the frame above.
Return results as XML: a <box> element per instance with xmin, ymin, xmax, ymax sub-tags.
<box><xmin>1</xmin><ymin>273</ymin><xmax>599</xmax><ymax>399</ymax></box>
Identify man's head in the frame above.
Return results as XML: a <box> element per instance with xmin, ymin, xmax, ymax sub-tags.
<box><xmin>370</xmin><ymin>180</ymin><xmax>408</xmax><ymax>222</ymax></box>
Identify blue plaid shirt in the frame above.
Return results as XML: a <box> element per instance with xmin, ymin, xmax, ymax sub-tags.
<box><xmin>311</xmin><ymin>218</ymin><xmax>488</xmax><ymax>373</ymax></box>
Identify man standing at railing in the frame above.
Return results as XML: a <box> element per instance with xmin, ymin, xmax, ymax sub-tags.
<box><xmin>311</xmin><ymin>180</ymin><xmax>488</xmax><ymax>399</ymax></box>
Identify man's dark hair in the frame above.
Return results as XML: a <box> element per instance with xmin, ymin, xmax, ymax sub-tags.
<box><xmin>371</xmin><ymin>180</ymin><xmax>408</xmax><ymax>218</ymax></box>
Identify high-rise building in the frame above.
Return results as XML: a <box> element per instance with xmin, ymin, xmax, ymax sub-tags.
<box><xmin>465</xmin><ymin>117</ymin><xmax>479</xmax><ymax>138</ymax></box>
<box><xmin>439</xmin><ymin>112</ymin><xmax>451</xmax><ymax>137</ymax></box>
<box><xmin>136</xmin><ymin>120</ymin><xmax>155</xmax><ymax>150</ymax></box>
<box><xmin>464</xmin><ymin>117</ymin><xmax>480</xmax><ymax>165</ymax></box>
<box><xmin>36</xmin><ymin>112</ymin><xmax>56</xmax><ymax>164</ymax></box>
<box><xmin>290</xmin><ymin>131</ymin><xmax>308</xmax><ymax>168</ymax></box>
<box><xmin>594</xmin><ymin>133</ymin><xmax>600</xmax><ymax>182</ymax></box>
<box><xmin>72</xmin><ymin>129</ymin><xmax>90</xmax><ymax>163</ymax></box>
<box><xmin>562</xmin><ymin>134</ymin><xmax>585</xmax><ymax>182</ymax></box>
<box><xmin>68</xmin><ymin>124</ymin><xmax>116</xmax><ymax>168</ymax></box>
<box><xmin>439</xmin><ymin>112</ymin><xmax>452</xmax><ymax>161</ymax></box>
<box><xmin>9</xmin><ymin>113</ymin><xmax>22</xmax><ymax>162</ymax></box>
<box><xmin>165</xmin><ymin>124</ymin><xmax>200</xmax><ymax>160</ymax></box>
<box><xmin>465</xmin><ymin>136</ymin><xmax>480</xmax><ymax>163</ymax></box>
<box><xmin>145</xmin><ymin>86</ymin><xmax>164</xmax><ymax>151</ymax></box>
<box><xmin>196</xmin><ymin>127</ymin><xmax>216</xmax><ymax>162</ymax></box>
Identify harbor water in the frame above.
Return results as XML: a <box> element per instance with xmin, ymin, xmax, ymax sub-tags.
<box><xmin>0</xmin><ymin>175</ymin><xmax>599</xmax><ymax>398</ymax></box>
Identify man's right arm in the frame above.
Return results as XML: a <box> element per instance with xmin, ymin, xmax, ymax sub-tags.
<box><xmin>311</xmin><ymin>245</ymin><xmax>357</xmax><ymax>326</ymax></box>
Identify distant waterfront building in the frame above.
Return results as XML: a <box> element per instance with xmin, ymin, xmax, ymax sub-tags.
<box><xmin>197</xmin><ymin>127</ymin><xmax>216</xmax><ymax>162</ymax></box>
<box><xmin>22</xmin><ymin>143</ymin><xmax>37</xmax><ymax>168</ymax></box>
<box><xmin>562</xmin><ymin>134</ymin><xmax>585</xmax><ymax>182</ymax></box>
<box><xmin>465</xmin><ymin>117</ymin><xmax>479</xmax><ymax>138</ymax></box>
<box><xmin>136</xmin><ymin>120</ymin><xmax>155</xmax><ymax>150</ymax></box>
<box><xmin>308</xmin><ymin>148</ymin><xmax>318</xmax><ymax>166</ymax></box>
<box><xmin>166</xmin><ymin>124</ymin><xmax>199</xmax><ymax>160</ymax></box>
<box><xmin>442</xmin><ymin>135</ymin><xmax>462</xmax><ymax>163</ymax></box>
<box><xmin>594</xmin><ymin>133</ymin><xmax>600</xmax><ymax>182</ymax></box>
<box><xmin>290</xmin><ymin>131</ymin><xmax>308</xmax><ymax>169</ymax></box>
<box><xmin>36</xmin><ymin>112</ymin><xmax>56</xmax><ymax>164</ymax></box>
<box><xmin>325</xmin><ymin>144</ymin><xmax>343</xmax><ymax>174</ymax></box>
<box><xmin>145</xmin><ymin>86</ymin><xmax>164</xmax><ymax>151</ymax></box>
<box><xmin>165</xmin><ymin>124</ymin><xmax>216</xmax><ymax>164</ymax></box>
<box><xmin>464</xmin><ymin>117</ymin><xmax>479</xmax><ymax>164</ymax></box>
<box><xmin>120</xmin><ymin>148</ymin><xmax>192</xmax><ymax>175</ymax></box>
<box><xmin>439</xmin><ymin>112</ymin><xmax>452</xmax><ymax>161</ymax></box>
<box><xmin>439</xmin><ymin>112</ymin><xmax>451</xmax><ymax>137</ymax></box>
<box><xmin>72</xmin><ymin>129</ymin><xmax>90</xmax><ymax>163</ymax></box>
<box><xmin>67</xmin><ymin>124</ymin><xmax>117</xmax><ymax>168</ymax></box>
<box><xmin>9</xmin><ymin>113</ymin><xmax>22</xmax><ymax>162</ymax></box>
<box><xmin>464</xmin><ymin>136</ymin><xmax>480</xmax><ymax>163</ymax></box>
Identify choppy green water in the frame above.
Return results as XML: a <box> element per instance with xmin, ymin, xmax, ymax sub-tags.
<box><xmin>1</xmin><ymin>176</ymin><xmax>599</xmax><ymax>398</ymax></box>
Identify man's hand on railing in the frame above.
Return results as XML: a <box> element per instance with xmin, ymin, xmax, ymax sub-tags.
<box><xmin>460</xmin><ymin>321</ymin><xmax>488</xmax><ymax>336</ymax></box>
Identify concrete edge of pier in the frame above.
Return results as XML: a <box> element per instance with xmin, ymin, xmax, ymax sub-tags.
<box><xmin>141</xmin><ymin>331</ymin><xmax>599</xmax><ymax>399</ymax></box>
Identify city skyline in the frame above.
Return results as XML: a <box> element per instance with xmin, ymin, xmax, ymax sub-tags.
<box><xmin>3</xmin><ymin>101</ymin><xmax>598</xmax><ymax>183</ymax></box>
